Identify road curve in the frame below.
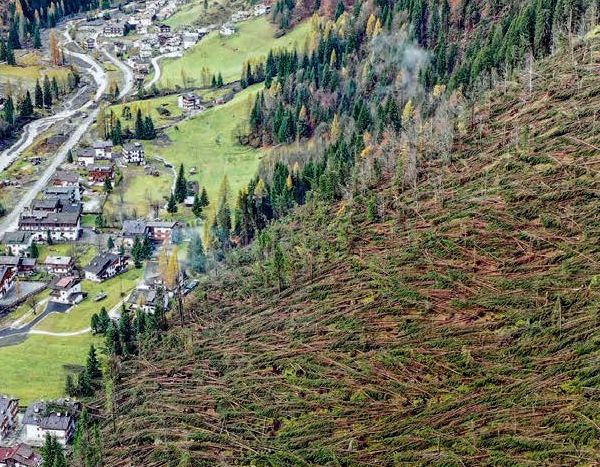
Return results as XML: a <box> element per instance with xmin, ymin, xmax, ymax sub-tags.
<box><xmin>145</xmin><ymin>51</ymin><xmax>181</xmax><ymax>90</ymax></box>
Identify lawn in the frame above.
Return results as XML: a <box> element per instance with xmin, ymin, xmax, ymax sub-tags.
<box><xmin>146</xmin><ymin>84</ymin><xmax>264</xmax><ymax>205</ymax></box>
<box><xmin>103</xmin><ymin>165</ymin><xmax>174</xmax><ymax>222</ymax></box>
<box><xmin>0</xmin><ymin>58</ymin><xmax>71</xmax><ymax>92</ymax></box>
<box><xmin>37</xmin><ymin>243</ymin><xmax>99</xmax><ymax>268</ymax></box>
<box><xmin>158</xmin><ymin>17</ymin><xmax>310</xmax><ymax>88</ymax></box>
<box><xmin>34</xmin><ymin>268</ymin><xmax>143</xmax><ymax>333</ymax></box>
<box><xmin>108</xmin><ymin>94</ymin><xmax>184</xmax><ymax>128</ymax></box>
<box><xmin>0</xmin><ymin>334</ymin><xmax>100</xmax><ymax>404</ymax></box>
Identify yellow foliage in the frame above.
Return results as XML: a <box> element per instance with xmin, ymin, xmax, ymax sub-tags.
<box><xmin>433</xmin><ymin>84</ymin><xmax>446</xmax><ymax>98</ymax></box>
<box><xmin>402</xmin><ymin>99</ymin><xmax>415</xmax><ymax>123</ymax></box>
<box><xmin>330</xmin><ymin>113</ymin><xmax>341</xmax><ymax>140</ymax></box>
<box><xmin>366</xmin><ymin>14</ymin><xmax>377</xmax><ymax>37</ymax></box>
<box><xmin>373</xmin><ymin>19</ymin><xmax>382</xmax><ymax>36</ymax></box>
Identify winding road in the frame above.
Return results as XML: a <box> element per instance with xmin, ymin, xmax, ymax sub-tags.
<box><xmin>145</xmin><ymin>51</ymin><xmax>181</xmax><ymax>90</ymax></box>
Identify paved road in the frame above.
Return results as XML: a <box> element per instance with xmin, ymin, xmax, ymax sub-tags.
<box><xmin>145</xmin><ymin>51</ymin><xmax>182</xmax><ymax>90</ymax></box>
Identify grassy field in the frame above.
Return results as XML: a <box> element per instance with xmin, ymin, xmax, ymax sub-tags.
<box><xmin>103</xmin><ymin>165</ymin><xmax>173</xmax><ymax>222</ymax></box>
<box><xmin>147</xmin><ymin>84</ymin><xmax>263</xmax><ymax>205</ymax></box>
<box><xmin>37</xmin><ymin>243</ymin><xmax>99</xmax><ymax>268</ymax></box>
<box><xmin>108</xmin><ymin>94</ymin><xmax>184</xmax><ymax>128</ymax></box>
<box><xmin>158</xmin><ymin>17</ymin><xmax>310</xmax><ymax>88</ymax></box>
<box><xmin>0</xmin><ymin>334</ymin><xmax>101</xmax><ymax>404</ymax></box>
<box><xmin>35</xmin><ymin>268</ymin><xmax>143</xmax><ymax>333</ymax></box>
<box><xmin>0</xmin><ymin>53</ymin><xmax>71</xmax><ymax>92</ymax></box>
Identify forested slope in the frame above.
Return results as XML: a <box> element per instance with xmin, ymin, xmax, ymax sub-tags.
<box><xmin>96</xmin><ymin>34</ymin><xmax>600</xmax><ymax>465</ymax></box>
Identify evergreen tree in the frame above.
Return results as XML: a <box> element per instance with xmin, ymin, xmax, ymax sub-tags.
<box><xmin>135</xmin><ymin>109</ymin><xmax>144</xmax><ymax>138</ymax></box>
<box><xmin>43</xmin><ymin>75</ymin><xmax>53</xmax><ymax>108</ymax></box>
<box><xmin>105</xmin><ymin>321</ymin><xmax>122</xmax><ymax>356</ymax></box>
<box><xmin>167</xmin><ymin>192</ymin><xmax>178</xmax><ymax>213</ymax></box>
<box><xmin>199</xmin><ymin>187</ymin><xmax>209</xmax><ymax>207</ymax></box>
<box><xmin>66</xmin><ymin>149</ymin><xmax>74</xmax><ymax>163</ymax></box>
<box><xmin>34</xmin><ymin>79</ymin><xmax>43</xmax><ymax>108</ymax></box>
<box><xmin>5</xmin><ymin>42</ymin><xmax>16</xmax><ymax>65</ymax></box>
<box><xmin>33</xmin><ymin>25</ymin><xmax>41</xmax><ymax>48</ymax></box>
<box><xmin>103</xmin><ymin>177</ymin><xmax>113</xmax><ymax>193</ymax></box>
<box><xmin>174</xmin><ymin>164</ymin><xmax>187</xmax><ymax>203</ymax></box>
<box><xmin>131</xmin><ymin>236</ymin><xmax>143</xmax><ymax>268</ymax></box>
<box><xmin>118</xmin><ymin>309</ymin><xmax>135</xmax><ymax>356</ymax></box>
<box><xmin>51</xmin><ymin>76</ymin><xmax>60</xmax><ymax>100</ymax></box>
<box><xmin>86</xmin><ymin>344</ymin><xmax>101</xmax><ymax>378</ymax></box>
<box><xmin>29</xmin><ymin>241</ymin><xmax>39</xmax><ymax>258</ymax></box>
<box><xmin>107</xmin><ymin>236</ymin><xmax>115</xmax><ymax>249</ymax></box>
<box><xmin>65</xmin><ymin>373</ymin><xmax>77</xmax><ymax>397</ymax></box>
<box><xmin>188</xmin><ymin>232</ymin><xmax>206</xmax><ymax>273</ymax></box>
<box><xmin>192</xmin><ymin>193</ymin><xmax>204</xmax><ymax>218</ymax></box>
<box><xmin>3</xmin><ymin>96</ymin><xmax>14</xmax><ymax>125</ymax></box>
<box><xmin>0</xmin><ymin>39</ymin><xmax>6</xmax><ymax>62</ymax></box>
<box><xmin>19</xmin><ymin>90</ymin><xmax>33</xmax><ymax>117</ymax></box>
<box><xmin>77</xmin><ymin>368</ymin><xmax>93</xmax><ymax>396</ymax></box>
<box><xmin>143</xmin><ymin>115</ymin><xmax>155</xmax><ymax>139</ymax></box>
<box><xmin>111</xmin><ymin>118</ymin><xmax>123</xmax><ymax>145</ymax></box>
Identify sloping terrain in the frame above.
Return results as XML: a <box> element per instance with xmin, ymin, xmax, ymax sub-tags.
<box><xmin>99</xmin><ymin>40</ymin><xmax>600</xmax><ymax>465</ymax></box>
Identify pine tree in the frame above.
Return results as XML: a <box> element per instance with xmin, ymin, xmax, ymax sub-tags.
<box><xmin>86</xmin><ymin>344</ymin><xmax>101</xmax><ymax>378</ymax></box>
<box><xmin>66</xmin><ymin>149</ymin><xmax>73</xmax><ymax>163</ymax></box>
<box><xmin>107</xmin><ymin>236</ymin><xmax>115</xmax><ymax>249</ymax></box>
<box><xmin>188</xmin><ymin>232</ymin><xmax>206</xmax><ymax>273</ymax></box>
<box><xmin>3</xmin><ymin>96</ymin><xmax>14</xmax><ymax>125</ymax></box>
<box><xmin>33</xmin><ymin>25</ymin><xmax>41</xmax><ymax>48</ymax></box>
<box><xmin>143</xmin><ymin>115</ymin><xmax>155</xmax><ymax>139</ymax></box>
<box><xmin>103</xmin><ymin>177</ymin><xmax>113</xmax><ymax>193</ymax></box>
<box><xmin>132</xmin><ymin>236</ymin><xmax>143</xmax><ymax>268</ymax></box>
<box><xmin>51</xmin><ymin>76</ymin><xmax>60</xmax><ymax>100</ymax></box>
<box><xmin>167</xmin><ymin>192</ymin><xmax>178</xmax><ymax>213</ymax></box>
<box><xmin>192</xmin><ymin>193</ymin><xmax>204</xmax><ymax>218</ymax></box>
<box><xmin>200</xmin><ymin>186</ymin><xmax>209</xmax><ymax>207</ymax></box>
<box><xmin>29</xmin><ymin>241</ymin><xmax>39</xmax><ymax>258</ymax></box>
<box><xmin>174</xmin><ymin>164</ymin><xmax>187</xmax><ymax>203</ymax></box>
<box><xmin>0</xmin><ymin>39</ymin><xmax>6</xmax><ymax>61</ymax></box>
<box><xmin>5</xmin><ymin>42</ymin><xmax>16</xmax><ymax>65</ymax></box>
<box><xmin>135</xmin><ymin>108</ymin><xmax>144</xmax><ymax>138</ymax></box>
<box><xmin>34</xmin><ymin>79</ymin><xmax>43</xmax><ymax>108</ymax></box>
<box><xmin>19</xmin><ymin>90</ymin><xmax>33</xmax><ymax>117</ymax></box>
<box><xmin>118</xmin><ymin>309</ymin><xmax>135</xmax><ymax>356</ymax></box>
<box><xmin>106</xmin><ymin>321</ymin><xmax>122</xmax><ymax>356</ymax></box>
<box><xmin>43</xmin><ymin>75</ymin><xmax>53</xmax><ymax>108</ymax></box>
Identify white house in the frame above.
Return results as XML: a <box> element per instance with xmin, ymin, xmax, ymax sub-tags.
<box><xmin>84</xmin><ymin>252</ymin><xmax>127</xmax><ymax>282</ymax></box>
<box><xmin>2</xmin><ymin>231</ymin><xmax>34</xmax><ymax>257</ymax></box>
<box><xmin>50</xmin><ymin>276</ymin><xmax>84</xmax><ymax>305</ymax></box>
<box><xmin>93</xmin><ymin>140</ymin><xmax>113</xmax><ymax>159</ymax></box>
<box><xmin>178</xmin><ymin>93</ymin><xmax>202</xmax><ymax>111</ymax></box>
<box><xmin>78</xmin><ymin>148</ymin><xmax>96</xmax><ymax>167</ymax></box>
<box><xmin>22</xmin><ymin>402</ymin><xmax>77</xmax><ymax>447</ymax></box>
<box><xmin>122</xmin><ymin>142</ymin><xmax>145</xmax><ymax>165</ymax></box>
<box><xmin>102</xmin><ymin>23</ymin><xmax>123</xmax><ymax>37</ymax></box>
<box><xmin>44</xmin><ymin>256</ymin><xmax>75</xmax><ymax>276</ymax></box>
<box><xmin>18</xmin><ymin>211</ymin><xmax>81</xmax><ymax>243</ymax></box>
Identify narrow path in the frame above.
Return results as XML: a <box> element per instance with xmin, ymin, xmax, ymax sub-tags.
<box><xmin>145</xmin><ymin>51</ymin><xmax>181</xmax><ymax>90</ymax></box>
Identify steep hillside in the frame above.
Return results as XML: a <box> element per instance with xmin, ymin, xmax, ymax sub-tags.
<box><xmin>97</xmin><ymin>38</ymin><xmax>600</xmax><ymax>465</ymax></box>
